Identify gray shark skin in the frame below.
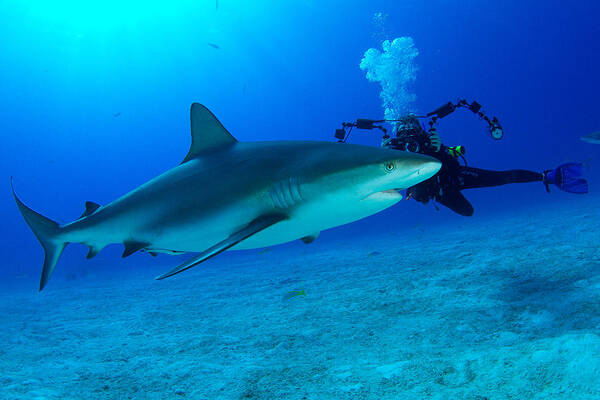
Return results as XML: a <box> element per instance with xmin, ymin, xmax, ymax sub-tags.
<box><xmin>581</xmin><ymin>131</ymin><xmax>600</xmax><ymax>144</ymax></box>
<box><xmin>13</xmin><ymin>103</ymin><xmax>441</xmax><ymax>290</ymax></box>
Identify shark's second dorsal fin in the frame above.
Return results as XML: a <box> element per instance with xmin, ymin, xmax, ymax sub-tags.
<box><xmin>181</xmin><ymin>103</ymin><xmax>237</xmax><ymax>164</ymax></box>
<box><xmin>79</xmin><ymin>201</ymin><xmax>101</xmax><ymax>219</ymax></box>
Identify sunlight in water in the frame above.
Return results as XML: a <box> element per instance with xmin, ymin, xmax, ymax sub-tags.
<box><xmin>16</xmin><ymin>0</ymin><xmax>215</xmax><ymax>34</ymax></box>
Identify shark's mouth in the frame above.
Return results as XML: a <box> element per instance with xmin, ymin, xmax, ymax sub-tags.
<box><xmin>362</xmin><ymin>189</ymin><xmax>403</xmax><ymax>201</ymax></box>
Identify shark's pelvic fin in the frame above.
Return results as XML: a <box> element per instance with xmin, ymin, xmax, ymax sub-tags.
<box><xmin>301</xmin><ymin>232</ymin><xmax>320</xmax><ymax>244</ymax></box>
<box><xmin>122</xmin><ymin>240</ymin><xmax>149</xmax><ymax>258</ymax></box>
<box><xmin>155</xmin><ymin>214</ymin><xmax>287</xmax><ymax>280</ymax></box>
<box><xmin>79</xmin><ymin>201</ymin><xmax>101</xmax><ymax>219</ymax></box>
<box><xmin>181</xmin><ymin>103</ymin><xmax>237</xmax><ymax>164</ymax></box>
<box><xmin>11</xmin><ymin>178</ymin><xmax>67</xmax><ymax>291</ymax></box>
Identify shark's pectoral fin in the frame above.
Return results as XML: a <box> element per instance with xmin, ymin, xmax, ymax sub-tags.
<box><xmin>122</xmin><ymin>241</ymin><xmax>149</xmax><ymax>258</ymax></box>
<box><xmin>155</xmin><ymin>214</ymin><xmax>287</xmax><ymax>280</ymax></box>
<box><xmin>181</xmin><ymin>103</ymin><xmax>237</xmax><ymax>164</ymax></box>
<box><xmin>79</xmin><ymin>201</ymin><xmax>101</xmax><ymax>219</ymax></box>
<box><xmin>301</xmin><ymin>232</ymin><xmax>320</xmax><ymax>244</ymax></box>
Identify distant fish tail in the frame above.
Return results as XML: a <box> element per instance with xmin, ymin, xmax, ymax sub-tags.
<box><xmin>11</xmin><ymin>179</ymin><xmax>68</xmax><ymax>291</ymax></box>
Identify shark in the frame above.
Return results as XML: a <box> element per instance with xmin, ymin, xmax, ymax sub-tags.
<box><xmin>581</xmin><ymin>131</ymin><xmax>600</xmax><ymax>144</ymax></box>
<box><xmin>13</xmin><ymin>103</ymin><xmax>441</xmax><ymax>290</ymax></box>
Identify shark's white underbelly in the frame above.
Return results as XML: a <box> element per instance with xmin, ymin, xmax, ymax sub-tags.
<box><xmin>144</xmin><ymin>189</ymin><xmax>402</xmax><ymax>253</ymax></box>
<box><xmin>238</xmin><ymin>190</ymin><xmax>402</xmax><ymax>250</ymax></box>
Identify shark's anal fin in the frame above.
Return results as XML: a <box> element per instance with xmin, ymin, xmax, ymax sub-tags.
<box><xmin>301</xmin><ymin>232</ymin><xmax>320</xmax><ymax>244</ymax></box>
<box><xmin>86</xmin><ymin>246</ymin><xmax>100</xmax><ymax>259</ymax></box>
<box><xmin>79</xmin><ymin>201</ymin><xmax>101</xmax><ymax>219</ymax></box>
<box><xmin>155</xmin><ymin>214</ymin><xmax>287</xmax><ymax>280</ymax></box>
<box><xmin>181</xmin><ymin>103</ymin><xmax>237</xmax><ymax>164</ymax></box>
<box><xmin>122</xmin><ymin>241</ymin><xmax>149</xmax><ymax>258</ymax></box>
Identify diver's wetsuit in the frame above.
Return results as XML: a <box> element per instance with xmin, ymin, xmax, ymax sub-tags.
<box><xmin>407</xmin><ymin>146</ymin><xmax>543</xmax><ymax>216</ymax></box>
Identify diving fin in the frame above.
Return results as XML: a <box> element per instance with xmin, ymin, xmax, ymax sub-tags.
<box><xmin>155</xmin><ymin>214</ymin><xmax>287</xmax><ymax>280</ymax></box>
<box><xmin>544</xmin><ymin>162</ymin><xmax>588</xmax><ymax>194</ymax></box>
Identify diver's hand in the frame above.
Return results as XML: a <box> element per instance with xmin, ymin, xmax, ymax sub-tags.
<box><xmin>429</xmin><ymin>131</ymin><xmax>442</xmax><ymax>152</ymax></box>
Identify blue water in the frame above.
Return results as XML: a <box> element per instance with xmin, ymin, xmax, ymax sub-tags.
<box><xmin>1</xmin><ymin>1</ymin><xmax>600</xmax><ymax>398</ymax></box>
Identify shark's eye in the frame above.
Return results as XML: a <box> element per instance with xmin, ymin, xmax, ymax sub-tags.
<box><xmin>384</xmin><ymin>162</ymin><xmax>395</xmax><ymax>172</ymax></box>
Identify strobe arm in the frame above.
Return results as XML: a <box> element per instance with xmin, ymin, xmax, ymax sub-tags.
<box><xmin>427</xmin><ymin>99</ymin><xmax>504</xmax><ymax>140</ymax></box>
<box><xmin>335</xmin><ymin>119</ymin><xmax>388</xmax><ymax>142</ymax></box>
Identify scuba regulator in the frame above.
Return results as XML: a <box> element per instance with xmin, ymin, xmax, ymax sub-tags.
<box><xmin>447</xmin><ymin>145</ymin><xmax>466</xmax><ymax>158</ymax></box>
<box><xmin>334</xmin><ymin>99</ymin><xmax>504</xmax><ymax>162</ymax></box>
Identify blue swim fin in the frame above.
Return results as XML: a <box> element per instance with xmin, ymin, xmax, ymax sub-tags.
<box><xmin>544</xmin><ymin>162</ymin><xmax>588</xmax><ymax>194</ymax></box>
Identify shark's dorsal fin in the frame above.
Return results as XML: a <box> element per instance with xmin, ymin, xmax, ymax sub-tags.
<box><xmin>79</xmin><ymin>201</ymin><xmax>101</xmax><ymax>219</ymax></box>
<box><xmin>181</xmin><ymin>103</ymin><xmax>237</xmax><ymax>164</ymax></box>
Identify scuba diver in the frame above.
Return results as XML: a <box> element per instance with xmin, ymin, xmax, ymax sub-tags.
<box><xmin>334</xmin><ymin>99</ymin><xmax>588</xmax><ymax>216</ymax></box>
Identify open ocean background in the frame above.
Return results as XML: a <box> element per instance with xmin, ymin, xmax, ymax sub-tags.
<box><xmin>1</xmin><ymin>1</ymin><xmax>600</xmax><ymax>399</ymax></box>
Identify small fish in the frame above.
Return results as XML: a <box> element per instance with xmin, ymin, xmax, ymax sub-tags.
<box><xmin>208</xmin><ymin>43</ymin><xmax>220</xmax><ymax>50</ymax></box>
<box><xmin>581</xmin><ymin>131</ymin><xmax>600</xmax><ymax>144</ymax></box>
<box><xmin>113</xmin><ymin>112</ymin><xmax>121</xmax><ymax>118</ymax></box>
<box><xmin>283</xmin><ymin>289</ymin><xmax>306</xmax><ymax>300</ymax></box>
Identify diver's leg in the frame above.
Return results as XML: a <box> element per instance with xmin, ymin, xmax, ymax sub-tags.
<box><xmin>457</xmin><ymin>166</ymin><xmax>543</xmax><ymax>190</ymax></box>
<box><xmin>436</xmin><ymin>191</ymin><xmax>474</xmax><ymax>216</ymax></box>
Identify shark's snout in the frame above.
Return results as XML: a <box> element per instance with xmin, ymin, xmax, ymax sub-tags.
<box><xmin>417</xmin><ymin>159</ymin><xmax>442</xmax><ymax>178</ymax></box>
<box><xmin>391</xmin><ymin>156</ymin><xmax>441</xmax><ymax>190</ymax></box>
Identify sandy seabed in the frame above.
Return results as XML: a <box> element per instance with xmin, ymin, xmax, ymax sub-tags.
<box><xmin>1</xmin><ymin>197</ymin><xmax>599</xmax><ymax>400</ymax></box>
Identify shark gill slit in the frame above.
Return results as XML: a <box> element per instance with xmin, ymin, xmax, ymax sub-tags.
<box><xmin>269</xmin><ymin>185</ymin><xmax>284</xmax><ymax>208</ymax></box>
<box><xmin>275</xmin><ymin>181</ymin><xmax>288</xmax><ymax>208</ymax></box>
<box><xmin>290</xmin><ymin>177</ymin><xmax>302</xmax><ymax>203</ymax></box>
<box><xmin>292</xmin><ymin>176</ymin><xmax>303</xmax><ymax>202</ymax></box>
<box><xmin>281</xmin><ymin>179</ymin><xmax>295</xmax><ymax>207</ymax></box>
<box><xmin>269</xmin><ymin>178</ymin><xmax>302</xmax><ymax>209</ymax></box>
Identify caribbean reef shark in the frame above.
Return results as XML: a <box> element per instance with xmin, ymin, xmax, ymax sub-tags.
<box><xmin>13</xmin><ymin>103</ymin><xmax>441</xmax><ymax>290</ymax></box>
<box><xmin>581</xmin><ymin>131</ymin><xmax>600</xmax><ymax>144</ymax></box>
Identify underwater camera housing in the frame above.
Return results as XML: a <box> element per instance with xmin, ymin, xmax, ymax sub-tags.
<box><xmin>384</xmin><ymin>115</ymin><xmax>429</xmax><ymax>152</ymax></box>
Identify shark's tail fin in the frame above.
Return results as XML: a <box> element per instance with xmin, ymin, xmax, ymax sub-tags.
<box><xmin>11</xmin><ymin>179</ymin><xmax>68</xmax><ymax>291</ymax></box>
